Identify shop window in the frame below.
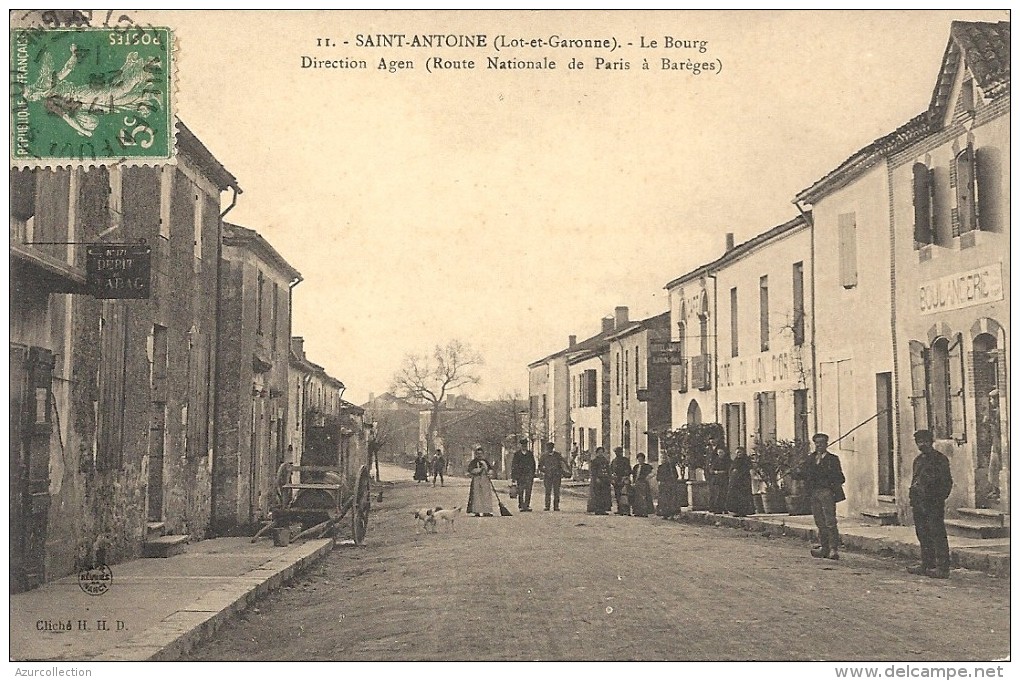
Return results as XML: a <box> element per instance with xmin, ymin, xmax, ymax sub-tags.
<box><xmin>925</xmin><ymin>334</ymin><xmax>966</xmax><ymax>441</ymax></box>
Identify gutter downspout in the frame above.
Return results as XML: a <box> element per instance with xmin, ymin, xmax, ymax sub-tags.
<box><xmin>211</xmin><ymin>184</ymin><xmax>240</xmax><ymax>535</ymax></box>
<box><xmin>284</xmin><ymin>273</ymin><xmax>303</xmax><ymax>469</ymax></box>
<box><xmin>793</xmin><ymin>200</ymin><xmax>818</xmax><ymax>434</ymax></box>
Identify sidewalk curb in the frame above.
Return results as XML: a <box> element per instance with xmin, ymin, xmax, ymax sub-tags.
<box><xmin>91</xmin><ymin>538</ymin><xmax>336</xmax><ymax>661</ymax></box>
<box><xmin>667</xmin><ymin>510</ymin><xmax>1009</xmax><ymax>578</ymax></box>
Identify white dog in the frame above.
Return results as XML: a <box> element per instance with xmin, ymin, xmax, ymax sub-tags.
<box><xmin>413</xmin><ymin>507</ymin><xmax>441</xmax><ymax>533</ymax></box>
<box><xmin>432</xmin><ymin>506</ymin><xmax>462</xmax><ymax>531</ymax></box>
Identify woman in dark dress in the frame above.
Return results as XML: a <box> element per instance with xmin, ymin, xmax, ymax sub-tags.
<box><xmin>413</xmin><ymin>451</ymin><xmax>429</xmax><ymax>483</ymax></box>
<box><xmin>656</xmin><ymin>455</ymin><xmax>683</xmax><ymax>517</ymax></box>
<box><xmin>708</xmin><ymin>440</ymin><xmax>731</xmax><ymax>513</ymax></box>
<box><xmin>587</xmin><ymin>447</ymin><xmax>613</xmax><ymax>514</ymax></box>
<box><xmin>631</xmin><ymin>453</ymin><xmax>655</xmax><ymax>517</ymax></box>
<box><xmin>726</xmin><ymin>446</ymin><xmax>755</xmax><ymax>517</ymax></box>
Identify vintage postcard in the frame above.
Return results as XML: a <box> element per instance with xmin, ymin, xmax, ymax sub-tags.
<box><xmin>7</xmin><ymin>9</ymin><xmax>1010</xmax><ymax>673</ymax></box>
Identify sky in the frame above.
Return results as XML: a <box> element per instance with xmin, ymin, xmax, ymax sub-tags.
<box><xmin>130</xmin><ymin>9</ymin><xmax>1007</xmax><ymax>404</ymax></box>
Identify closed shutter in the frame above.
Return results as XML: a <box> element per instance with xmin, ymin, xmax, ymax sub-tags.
<box><xmin>948</xmin><ymin>334</ymin><xmax>966</xmax><ymax>441</ymax></box>
<box><xmin>908</xmin><ymin>340</ymin><xmax>930</xmax><ymax>432</ymax></box>
<box><xmin>912</xmin><ymin>163</ymin><xmax>933</xmax><ymax>245</ymax></box>
<box><xmin>586</xmin><ymin>369</ymin><xmax>598</xmax><ymax>407</ymax></box>
<box><xmin>838</xmin><ymin>213</ymin><xmax>858</xmax><ymax>289</ymax></box>
<box><xmin>973</xmin><ymin>147</ymin><xmax>986</xmax><ymax>231</ymax></box>
<box><xmin>763</xmin><ymin>392</ymin><xmax>777</xmax><ymax>444</ymax></box>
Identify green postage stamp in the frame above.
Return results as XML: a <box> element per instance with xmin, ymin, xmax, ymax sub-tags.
<box><xmin>10</xmin><ymin>26</ymin><xmax>174</xmax><ymax>164</ymax></box>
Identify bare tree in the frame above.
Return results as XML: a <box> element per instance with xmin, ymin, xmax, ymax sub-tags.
<box><xmin>390</xmin><ymin>340</ymin><xmax>483</xmax><ymax>455</ymax></box>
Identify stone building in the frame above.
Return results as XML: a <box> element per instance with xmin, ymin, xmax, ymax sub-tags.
<box><xmin>795</xmin><ymin>20</ymin><xmax>1010</xmax><ymax>523</ymax></box>
<box><xmin>10</xmin><ymin>123</ymin><xmax>240</xmax><ymax>591</ymax></box>
<box><xmin>889</xmin><ymin>21</ymin><xmax>1010</xmax><ymax>520</ymax></box>
<box><xmin>213</xmin><ymin>223</ymin><xmax>301</xmax><ymax>533</ymax></box>
<box><xmin>714</xmin><ymin>218</ymin><xmax>813</xmax><ymax>455</ymax></box>
<box><xmin>665</xmin><ymin>269</ymin><xmax>717</xmax><ymax>429</ymax></box>
<box><xmin>607</xmin><ymin>311</ymin><xmax>671</xmax><ymax>461</ymax></box>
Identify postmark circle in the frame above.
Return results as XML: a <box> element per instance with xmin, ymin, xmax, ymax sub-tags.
<box><xmin>78</xmin><ymin>564</ymin><xmax>113</xmax><ymax>595</ymax></box>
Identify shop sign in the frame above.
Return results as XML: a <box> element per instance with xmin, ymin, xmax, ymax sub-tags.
<box><xmin>919</xmin><ymin>263</ymin><xmax>1002</xmax><ymax>315</ymax></box>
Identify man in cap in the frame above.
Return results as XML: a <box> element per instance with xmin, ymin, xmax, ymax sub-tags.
<box><xmin>793</xmin><ymin>433</ymin><xmax>846</xmax><ymax>560</ymax></box>
<box><xmin>907</xmin><ymin>429</ymin><xmax>953</xmax><ymax>579</ymax></box>
<box><xmin>510</xmin><ymin>438</ymin><xmax>537</xmax><ymax>512</ymax></box>
<box><xmin>610</xmin><ymin>446</ymin><xmax>633</xmax><ymax>516</ymax></box>
<box><xmin>538</xmin><ymin>441</ymin><xmax>568</xmax><ymax>511</ymax></box>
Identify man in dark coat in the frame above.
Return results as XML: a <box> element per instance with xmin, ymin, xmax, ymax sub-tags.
<box><xmin>510</xmin><ymin>438</ymin><xmax>537</xmax><ymax>512</ymax></box>
<box><xmin>538</xmin><ymin>441</ymin><xmax>568</xmax><ymax>511</ymax></box>
<box><xmin>610</xmin><ymin>447</ymin><xmax>633</xmax><ymax>516</ymax></box>
<box><xmin>793</xmin><ymin>433</ymin><xmax>846</xmax><ymax>560</ymax></box>
<box><xmin>431</xmin><ymin>449</ymin><xmax>446</xmax><ymax>487</ymax></box>
<box><xmin>907</xmin><ymin>430</ymin><xmax>953</xmax><ymax>579</ymax></box>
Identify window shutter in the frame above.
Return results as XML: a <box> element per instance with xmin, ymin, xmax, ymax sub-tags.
<box><xmin>912</xmin><ymin>163</ymin><xmax>933</xmax><ymax>245</ymax></box>
<box><xmin>587</xmin><ymin>369</ymin><xmax>598</xmax><ymax>407</ymax></box>
<box><xmin>838</xmin><ymin>213</ymin><xmax>858</xmax><ymax>289</ymax></box>
<box><xmin>973</xmin><ymin>147</ymin><xmax>985</xmax><ymax>231</ymax></box>
<box><xmin>908</xmin><ymin>340</ymin><xmax>930</xmax><ymax>432</ymax></box>
<box><xmin>956</xmin><ymin>147</ymin><xmax>977</xmax><ymax>234</ymax></box>
<box><xmin>948</xmin><ymin>335</ymin><xmax>966</xmax><ymax>441</ymax></box>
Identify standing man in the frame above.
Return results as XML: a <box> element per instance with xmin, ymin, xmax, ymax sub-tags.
<box><xmin>610</xmin><ymin>447</ymin><xmax>633</xmax><ymax>516</ymax></box>
<box><xmin>793</xmin><ymin>433</ymin><xmax>845</xmax><ymax>560</ymax></box>
<box><xmin>511</xmin><ymin>438</ymin><xmax>536</xmax><ymax>512</ymax></box>
<box><xmin>538</xmin><ymin>442</ymin><xmax>567</xmax><ymax>511</ymax></box>
<box><xmin>432</xmin><ymin>448</ymin><xmax>446</xmax><ymax>487</ymax></box>
<box><xmin>908</xmin><ymin>430</ymin><xmax>953</xmax><ymax>579</ymax></box>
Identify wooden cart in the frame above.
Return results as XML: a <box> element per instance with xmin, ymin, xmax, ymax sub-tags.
<box><xmin>269</xmin><ymin>463</ymin><xmax>371</xmax><ymax>544</ymax></box>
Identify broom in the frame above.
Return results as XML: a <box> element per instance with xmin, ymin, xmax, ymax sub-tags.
<box><xmin>489</xmin><ymin>478</ymin><xmax>513</xmax><ymax>516</ymax></box>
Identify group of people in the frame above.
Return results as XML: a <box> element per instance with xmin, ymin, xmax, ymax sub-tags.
<box><xmin>421</xmin><ymin>429</ymin><xmax>956</xmax><ymax>579</ymax></box>
<box><xmin>412</xmin><ymin>450</ymin><xmax>446</xmax><ymax>487</ymax></box>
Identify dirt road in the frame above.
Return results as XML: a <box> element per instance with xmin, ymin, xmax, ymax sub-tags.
<box><xmin>186</xmin><ymin>464</ymin><xmax>1010</xmax><ymax>661</ymax></box>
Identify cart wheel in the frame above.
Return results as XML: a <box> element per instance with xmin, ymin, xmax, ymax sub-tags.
<box><xmin>352</xmin><ymin>465</ymin><xmax>371</xmax><ymax>545</ymax></box>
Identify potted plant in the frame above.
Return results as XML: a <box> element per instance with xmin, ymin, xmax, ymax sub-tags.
<box><xmin>784</xmin><ymin>441</ymin><xmax>812</xmax><ymax>515</ymax></box>
<box><xmin>665</xmin><ymin>423</ymin><xmax>724</xmax><ymax>511</ymax></box>
<box><xmin>751</xmin><ymin>439</ymin><xmax>798</xmax><ymax>514</ymax></box>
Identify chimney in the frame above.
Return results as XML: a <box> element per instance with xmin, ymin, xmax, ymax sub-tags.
<box><xmin>291</xmin><ymin>336</ymin><xmax>305</xmax><ymax>359</ymax></box>
<box><xmin>615</xmin><ymin>306</ymin><xmax>629</xmax><ymax>329</ymax></box>
<box><xmin>725</xmin><ymin>232</ymin><xmax>735</xmax><ymax>251</ymax></box>
<box><xmin>601</xmin><ymin>317</ymin><xmax>614</xmax><ymax>333</ymax></box>
<box><xmin>568</xmin><ymin>335</ymin><xmax>577</xmax><ymax>348</ymax></box>
<box><xmin>368</xmin><ymin>392</ymin><xmax>375</xmax><ymax>403</ymax></box>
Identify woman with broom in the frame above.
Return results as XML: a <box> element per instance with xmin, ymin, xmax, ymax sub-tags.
<box><xmin>467</xmin><ymin>445</ymin><xmax>496</xmax><ymax>517</ymax></box>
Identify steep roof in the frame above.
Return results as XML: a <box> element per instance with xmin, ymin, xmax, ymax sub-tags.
<box><xmin>796</xmin><ymin>21</ymin><xmax>1009</xmax><ymax>205</ymax></box>
<box><xmin>528</xmin><ymin>325</ymin><xmax>617</xmax><ymax>368</ymax></box>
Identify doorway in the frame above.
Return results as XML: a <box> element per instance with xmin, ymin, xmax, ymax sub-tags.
<box><xmin>973</xmin><ymin>332</ymin><xmax>1004</xmax><ymax>508</ymax></box>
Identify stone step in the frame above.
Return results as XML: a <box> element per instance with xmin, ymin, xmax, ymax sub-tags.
<box><xmin>957</xmin><ymin>507</ymin><xmax>1005</xmax><ymax>525</ymax></box>
<box><xmin>142</xmin><ymin>534</ymin><xmax>190</xmax><ymax>558</ymax></box>
<box><xmin>944</xmin><ymin>519</ymin><xmax>1009</xmax><ymax>539</ymax></box>
<box><xmin>145</xmin><ymin>522</ymin><xmax>166</xmax><ymax>541</ymax></box>
<box><xmin>861</xmin><ymin>509</ymin><xmax>900</xmax><ymax>526</ymax></box>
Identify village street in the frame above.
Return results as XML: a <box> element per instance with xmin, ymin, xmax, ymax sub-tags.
<box><xmin>186</xmin><ymin>464</ymin><xmax>1009</xmax><ymax>662</ymax></box>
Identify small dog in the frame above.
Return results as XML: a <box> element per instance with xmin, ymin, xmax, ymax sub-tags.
<box><xmin>432</xmin><ymin>506</ymin><xmax>462</xmax><ymax>531</ymax></box>
<box><xmin>413</xmin><ymin>507</ymin><xmax>442</xmax><ymax>533</ymax></box>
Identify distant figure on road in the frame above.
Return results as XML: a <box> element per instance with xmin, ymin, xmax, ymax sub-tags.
<box><xmin>725</xmin><ymin>446</ymin><xmax>754</xmax><ymax>517</ymax></box>
<box><xmin>907</xmin><ymin>429</ymin><xmax>953</xmax><ymax>579</ymax></box>
<box><xmin>610</xmin><ymin>447</ymin><xmax>632</xmax><ymax>516</ymax></box>
<box><xmin>792</xmin><ymin>433</ymin><xmax>846</xmax><ymax>560</ymax></box>
<box><xmin>431</xmin><ymin>449</ymin><xmax>446</xmax><ymax>487</ymax></box>
<box><xmin>587</xmin><ymin>446</ymin><xmax>612</xmax><ymax>514</ymax></box>
<box><xmin>413</xmin><ymin>451</ymin><xmax>429</xmax><ymax>484</ymax></box>
<box><xmin>708</xmin><ymin>439</ymin><xmax>731</xmax><ymax>514</ymax></box>
<box><xmin>511</xmin><ymin>438</ymin><xmax>536</xmax><ymax>512</ymax></box>
<box><xmin>655</xmin><ymin>454</ymin><xmax>683</xmax><ymax>517</ymax></box>
<box><xmin>538</xmin><ymin>441</ymin><xmax>568</xmax><ymax>511</ymax></box>
<box><xmin>466</xmin><ymin>446</ymin><xmax>495</xmax><ymax>517</ymax></box>
<box><xmin>631</xmin><ymin>453</ymin><xmax>655</xmax><ymax>517</ymax></box>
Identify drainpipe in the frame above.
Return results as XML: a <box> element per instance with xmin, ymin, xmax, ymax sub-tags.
<box><xmin>792</xmin><ymin>200</ymin><xmax>818</xmax><ymax>434</ymax></box>
<box><xmin>210</xmin><ymin>184</ymin><xmax>240</xmax><ymax>535</ymax></box>
<box><xmin>284</xmin><ymin>274</ymin><xmax>302</xmax><ymax>468</ymax></box>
